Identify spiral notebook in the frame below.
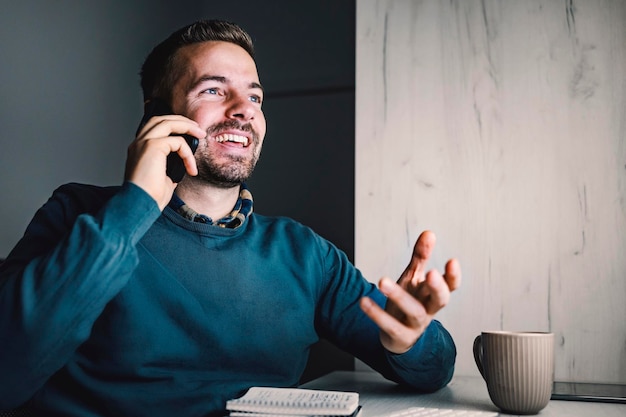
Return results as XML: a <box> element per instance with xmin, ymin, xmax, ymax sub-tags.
<box><xmin>226</xmin><ymin>387</ymin><xmax>361</xmax><ymax>416</ymax></box>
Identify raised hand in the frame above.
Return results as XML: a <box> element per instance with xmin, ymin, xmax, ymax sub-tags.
<box><xmin>360</xmin><ymin>230</ymin><xmax>461</xmax><ymax>353</ymax></box>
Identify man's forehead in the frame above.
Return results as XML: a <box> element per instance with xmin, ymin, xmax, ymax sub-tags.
<box><xmin>179</xmin><ymin>41</ymin><xmax>255</xmax><ymax>66</ymax></box>
<box><xmin>179</xmin><ymin>42</ymin><xmax>258</xmax><ymax>77</ymax></box>
<box><xmin>171</xmin><ymin>44</ymin><xmax>261</xmax><ymax>96</ymax></box>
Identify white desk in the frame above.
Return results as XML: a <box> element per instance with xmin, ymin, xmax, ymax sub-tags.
<box><xmin>301</xmin><ymin>371</ymin><xmax>625</xmax><ymax>417</ymax></box>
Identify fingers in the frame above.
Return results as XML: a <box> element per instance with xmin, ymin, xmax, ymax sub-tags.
<box><xmin>140</xmin><ymin>116</ymin><xmax>206</xmax><ymax>180</ymax></box>
<box><xmin>401</xmin><ymin>230</ymin><xmax>436</xmax><ymax>287</ymax></box>
<box><xmin>125</xmin><ymin>115</ymin><xmax>206</xmax><ymax>210</ymax></box>
<box><xmin>412</xmin><ymin>259</ymin><xmax>461</xmax><ymax>313</ymax></box>
<box><xmin>360</xmin><ymin>282</ymin><xmax>428</xmax><ymax>354</ymax></box>
<box><xmin>380</xmin><ymin>277</ymin><xmax>427</xmax><ymax>325</ymax></box>
<box><xmin>361</xmin><ymin>274</ymin><xmax>451</xmax><ymax>353</ymax></box>
<box><xmin>179</xmin><ymin>142</ymin><xmax>199</xmax><ymax>177</ymax></box>
<box><xmin>136</xmin><ymin>115</ymin><xmax>206</xmax><ymax>142</ymax></box>
<box><xmin>444</xmin><ymin>258</ymin><xmax>462</xmax><ymax>291</ymax></box>
<box><xmin>413</xmin><ymin>230</ymin><xmax>436</xmax><ymax>260</ymax></box>
<box><xmin>360</xmin><ymin>295</ymin><xmax>411</xmax><ymax>341</ymax></box>
<box><xmin>416</xmin><ymin>270</ymin><xmax>451</xmax><ymax>314</ymax></box>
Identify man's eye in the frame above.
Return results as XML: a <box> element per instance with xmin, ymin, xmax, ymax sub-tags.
<box><xmin>204</xmin><ymin>88</ymin><xmax>219</xmax><ymax>95</ymax></box>
<box><xmin>249</xmin><ymin>95</ymin><xmax>262</xmax><ymax>104</ymax></box>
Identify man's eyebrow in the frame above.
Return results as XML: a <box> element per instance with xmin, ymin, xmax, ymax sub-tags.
<box><xmin>249</xmin><ymin>81</ymin><xmax>264</xmax><ymax>93</ymax></box>
<box><xmin>188</xmin><ymin>75</ymin><xmax>226</xmax><ymax>91</ymax></box>
<box><xmin>189</xmin><ymin>75</ymin><xmax>264</xmax><ymax>93</ymax></box>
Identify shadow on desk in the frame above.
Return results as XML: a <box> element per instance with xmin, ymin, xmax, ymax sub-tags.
<box><xmin>301</xmin><ymin>371</ymin><xmax>626</xmax><ymax>417</ymax></box>
<box><xmin>300</xmin><ymin>338</ymin><xmax>354</xmax><ymax>384</ymax></box>
<box><xmin>302</xmin><ymin>370</ymin><xmax>498</xmax><ymax>415</ymax></box>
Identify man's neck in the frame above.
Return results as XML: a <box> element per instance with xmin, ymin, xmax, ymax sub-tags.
<box><xmin>174</xmin><ymin>178</ymin><xmax>241</xmax><ymax>222</ymax></box>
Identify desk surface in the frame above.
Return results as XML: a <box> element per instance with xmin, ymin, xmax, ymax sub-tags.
<box><xmin>300</xmin><ymin>371</ymin><xmax>625</xmax><ymax>417</ymax></box>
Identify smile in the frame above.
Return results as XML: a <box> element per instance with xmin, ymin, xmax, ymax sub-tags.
<box><xmin>214</xmin><ymin>134</ymin><xmax>249</xmax><ymax>147</ymax></box>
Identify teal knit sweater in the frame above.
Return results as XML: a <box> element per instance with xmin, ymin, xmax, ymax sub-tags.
<box><xmin>0</xmin><ymin>182</ymin><xmax>456</xmax><ymax>416</ymax></box>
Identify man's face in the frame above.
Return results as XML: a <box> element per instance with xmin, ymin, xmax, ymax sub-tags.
<box><xmin>170</xmin><ymin>41</ymin><xmax>266</xmax><ymax>188</ymax></box>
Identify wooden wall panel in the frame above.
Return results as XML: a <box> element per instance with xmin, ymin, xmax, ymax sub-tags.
<box><xmin>356</xmin><ymin>0</ymin><xmax>626</xmax><ymax>383</ymax></box>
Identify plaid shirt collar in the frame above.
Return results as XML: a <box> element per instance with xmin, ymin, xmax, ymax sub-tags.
<box><xmin>168</xmin><ymin>184</ymin><xmax>253</xmax><ymax>229</ymax></box>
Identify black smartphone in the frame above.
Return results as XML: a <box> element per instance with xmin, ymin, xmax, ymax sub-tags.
<box><xmin>136</xmin><ymin>99</ymin><xmax>199</xmax><ymax>182</ymax></box>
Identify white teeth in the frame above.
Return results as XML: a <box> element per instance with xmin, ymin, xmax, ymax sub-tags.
<box><xmin>215</xmin><ymin>134</ymin><xmax>249</xmax><ymax>146</ymax></box>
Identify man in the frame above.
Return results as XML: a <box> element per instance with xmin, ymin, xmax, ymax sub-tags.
<box><xmin>0</xmin><ymin>20</ymin><xmax>461</xmax><ymax>416</ymax></box>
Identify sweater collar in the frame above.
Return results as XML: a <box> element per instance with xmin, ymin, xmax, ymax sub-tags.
<box><xmin>168</xmin><ymin>184</ymin><xmax>253</xmax><ymax>229</ymax></box>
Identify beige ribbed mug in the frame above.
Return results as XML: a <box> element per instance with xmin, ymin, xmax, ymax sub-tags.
<box><xmin>473</xmin><ymin>331</ymin><xmax>554</xmax><ymax>415</ymax></box>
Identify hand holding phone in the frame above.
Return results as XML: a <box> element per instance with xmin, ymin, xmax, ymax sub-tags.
<box><xmin>136</xmin><ymin>99</ymin><xmax>200</xmax><ymax>182</ymax></box>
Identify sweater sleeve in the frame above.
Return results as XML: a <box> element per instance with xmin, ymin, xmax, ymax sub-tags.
<box><xmin>314</xmin><ymin>236</ymin><xmax>456</xmax><ymax>392</ymax></box>
<box><xmin>0</xmin><ymin>182</ymin><xmax>161</xmax><ymax>410</ymax></box>
<box><xmin>383</xmin><ymin>317</ymin><xmax>456</xmax><ymax>391</ymax></box>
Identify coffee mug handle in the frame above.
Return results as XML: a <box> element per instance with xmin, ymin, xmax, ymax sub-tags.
<box><xmin>473</xmin><ymin>335</ymin><xmax>486</xmax><ymax>380</ymax></box>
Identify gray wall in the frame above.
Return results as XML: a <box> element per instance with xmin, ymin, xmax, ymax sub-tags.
<box><xmin>0</xmin><ymin>1</ymin><xmax>356</xmax><ymax>381</ymax></box>
<box><xmin>0</xmin><ymin>0</ymin><xmax>189</xmax><ymax>255</ymax></box>
<box><xmin>0</xmin><ymin>0</ymin><xmax>355</xmax><ymax>255</ymax></box>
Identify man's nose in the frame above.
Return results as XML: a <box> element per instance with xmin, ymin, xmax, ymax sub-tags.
<box><xmin>226</xmin><ymin>94</ymin><xmax>256</xmax><ymax>121</ymax></box>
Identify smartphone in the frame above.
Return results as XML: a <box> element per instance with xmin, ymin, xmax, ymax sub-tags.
<box><xmin>136</xmin><ymin>99</ymin><xmax>199</xmax><ymax>182</ymax></box>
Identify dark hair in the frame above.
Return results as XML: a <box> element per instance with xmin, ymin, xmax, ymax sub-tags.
<box><xmin>140</xmin><ymin>20</ymin><xmax>255</xmax><ymax>102</ymax></box>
